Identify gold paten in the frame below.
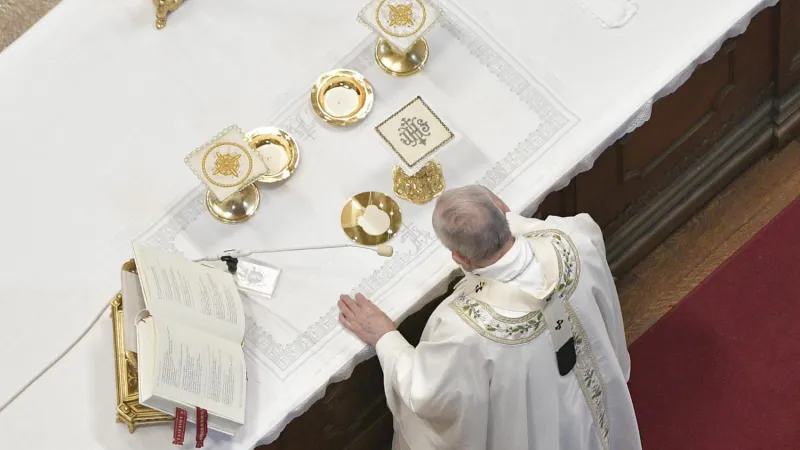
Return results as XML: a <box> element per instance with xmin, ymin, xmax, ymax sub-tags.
<box><xmin>392</xmin><ymin>160</ymin><xmax>445</xmax><ymax>204</ymax></box>
<box><xmin>245</xmin><ymin>127</ymin><xmax>300</xmax><ymax>184</ymax></box>
<box><xmin>375</xmin><ymin>38</ymin><xmax>428</xmax><ymax>77</ymax></box>
<box><xmin>206</xmin><ymin>183</ymin><xmax>261</xmax><ymax>224</ymax></box>
<box><xmin>340</xmin><ymin>191</ymin><xmax>402</xmax><ymax>246</ymax></box>
<box><xmin>153</xmin><ymin>0</ymin><xmax>183</xmax><ymax>30</ymax></box>
<box><xmin>311</xmin><ymin>69</ymin><xmax>374</xmax><ymax>126</ymax></box>
<box><xmin>113</xmin><ymin>260</ymin><xmax>173</xmax><ymax>433</ymax></box>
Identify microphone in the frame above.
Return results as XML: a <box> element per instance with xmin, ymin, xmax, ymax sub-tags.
<box><xmin>194</xmin><ymin>243</ymin><xmax>394</xmax><ymax>262</ymax></box>
<box><xmin>375</xmin><ymin>244</ymin><xmax>393</xmax><ymax>257</ymax></box>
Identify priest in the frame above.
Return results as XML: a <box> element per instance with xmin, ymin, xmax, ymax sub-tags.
<box><xmin>337</xmin><ymin>184</ymin><xmax>641</xmax><ymax>450</ymax></box>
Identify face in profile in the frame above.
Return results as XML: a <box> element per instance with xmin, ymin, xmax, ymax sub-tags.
<box><xmin>452</xmin><ymin>250</ymin><xmax>471</xmax><ymax>271</ymax></box>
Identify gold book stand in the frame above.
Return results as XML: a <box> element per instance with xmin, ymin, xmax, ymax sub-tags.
<box><xmin>112</xmin><ymin>259</ymin><xmax>173</xmax><ymax>432</ymax></box>
<box><xmin>153</xmin><ymin>0</ymin><xmax>184</xmax><ymax>30</ymax></box>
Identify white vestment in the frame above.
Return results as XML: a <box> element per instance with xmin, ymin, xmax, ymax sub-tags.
<box><xmin>375</xmin><ymin>213</ymin><xmax>641</xmax><ymax>450</ymax></box>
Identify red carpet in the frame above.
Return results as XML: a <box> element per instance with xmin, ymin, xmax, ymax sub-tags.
<box><xmin>628</xmin><ymin>197</ymin><xmax>800</xmax><ymax>450</ymax></box>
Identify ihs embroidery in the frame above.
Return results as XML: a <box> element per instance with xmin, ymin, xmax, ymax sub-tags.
<box><xmin>398</xmin><ymin>117</ymin><xmax>431</xmax><ymax>147</ymax></box>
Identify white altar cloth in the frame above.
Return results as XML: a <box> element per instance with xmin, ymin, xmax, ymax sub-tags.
<box><xmin>0</xmin><ymin>0</ymin><xmax>777</xmax><ymax>448</ymax></box>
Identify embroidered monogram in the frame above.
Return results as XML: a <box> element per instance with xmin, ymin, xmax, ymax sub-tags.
<box><xmin>450</xmin><ymin>229</ymin><xmax>610</xmax><ymax>449</ymax></box>
<box><xmin>398</xmin><ymin>117</ymin><xmax>432</xmax><ymax>147</ymax></box>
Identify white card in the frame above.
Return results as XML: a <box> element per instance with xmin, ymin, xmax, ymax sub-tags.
<box><xmin>235</xmin><ymin>258</ymin><xmax>281</xmax><ymax>299</ymax></box>
<box><xmin>375</xmin><ymin>95</ymin><xmax>455</xmax><ymax>175</ymax></box>
<box><xmin>184</xmin><ymin>125</ymin><xmax>269</xmax><ymax>201</ymax></box>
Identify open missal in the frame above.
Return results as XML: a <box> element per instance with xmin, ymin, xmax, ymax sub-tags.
<box><xmin>131</xmin><ymin>243</ymin><xmax>247</xmax><ymax>436</ymax></box>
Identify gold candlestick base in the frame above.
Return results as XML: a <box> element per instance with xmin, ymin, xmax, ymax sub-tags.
<box><xmin>154</xmin><ymin>0</ymin><xmax>184</xmax><ymax>30</ymax></box>
<box><xmin>375</xmin><ymin>38</ymin><xmax>429</xmax><ymax>77</ymax></box>
<box><xmin>206</xmin><ymin>184</ymin><xmax>261</xmax><ymax>224</ymax></box>
<box><xmin>392</xmin><ymin>161</ymin><xmax>445</xmax><ymax>205</ymax></box>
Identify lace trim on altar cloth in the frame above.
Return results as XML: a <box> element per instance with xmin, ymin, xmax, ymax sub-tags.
<box><xmin>450</xmin><ymin>229</ymin><xmax>609</xmax><ymax>449</ymax></box>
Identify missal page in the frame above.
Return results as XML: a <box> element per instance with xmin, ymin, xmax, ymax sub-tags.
<box><xmin>151</xmin><ymin>319</ymin><xmax>246</xmax><ymax>424</ymax></box>
<box><xmin>132</xmin><ymin>243</ymin><xmax>245</xmax><ymax>344</ymax></box>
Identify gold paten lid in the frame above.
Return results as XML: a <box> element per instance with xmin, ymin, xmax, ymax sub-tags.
<box><xmin>245</xmin><ymin>127</ymin><xmax>299</xmax><ymax>184</ymax></box>
<box><xmin>340</xmin><ymin>191</ymin><xmax>402</xmax><ymax>246</ymax></box>
<box><xmin>311</xmin><ymin>69</ymin><xmax>374</xmax><ymax>126</ymax></box>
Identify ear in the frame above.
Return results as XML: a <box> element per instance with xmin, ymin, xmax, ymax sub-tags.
<box><xmin>487</xmin><ymin>190</ymin><xmax>510</xmax><ymax>213</ymax></box>
<box><xmin>452</xmin><ymin>251</ymin><xmax>472</xmax><ymax>270</ymax></box>
<box><xmin>498</xmin><ymin>200</ymin><xmax>510</xmax><ymax>214</ymax></box>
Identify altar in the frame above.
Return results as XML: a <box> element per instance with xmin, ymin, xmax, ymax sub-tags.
<box><xmin>0</xmin><ymin>0</ymin><xmax>798</xmax><ymax>449</ymax></box>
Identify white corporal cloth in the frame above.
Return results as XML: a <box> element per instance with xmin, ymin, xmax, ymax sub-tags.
<box><xmin>0</xmin><ymin>0</ymin><xmax>778</xmax><ymax>449</ymax></box>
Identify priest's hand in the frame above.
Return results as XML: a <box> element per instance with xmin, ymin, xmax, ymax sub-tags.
<box><xmin>338</xmin><ymin>293</ymin><xmax>397</xmax><ymax>347</ymax></box>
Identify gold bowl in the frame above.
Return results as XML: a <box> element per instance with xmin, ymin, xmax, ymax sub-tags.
<box><xmin>245</xmin><ymin>127</ymin><xmax>299</xmax><ymax>184</ymax></box>
<box><xmin>311</xmin><ymin>69</ymin><xmax>374</xmax><ymax>126</ymax></box>
<box><xmin>340</xmin><ymin>191</ymin><xmax>402</xmax><ymax>246</ymax></box>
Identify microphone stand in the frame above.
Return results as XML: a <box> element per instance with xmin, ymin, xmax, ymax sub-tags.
<box><xmin>194</xmin><ymin>243</ymin><xmax>394</xmax><ymax>273</ymax></box>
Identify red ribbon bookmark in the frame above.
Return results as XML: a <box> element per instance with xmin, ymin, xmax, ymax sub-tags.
<box><xmin>195</xmin><ymin>407</ymin><xmax>209</xmax><ymax>448</ymax></box>
<box><xmin>173</xmin><ymin>408</ymin><xmax>187</xmax><ymax>445</ymax></box>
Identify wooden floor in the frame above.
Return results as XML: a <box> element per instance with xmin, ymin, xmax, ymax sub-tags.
<box><xmin>619</xmin><ymin>139</ymin><xmax>800</xmax><ymax>343</ymax></box>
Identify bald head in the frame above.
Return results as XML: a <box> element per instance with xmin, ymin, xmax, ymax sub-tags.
<box><xmin>432</xmin><ymin>185</ymin><xmax>512</xmax><ymax>267</ymax></box>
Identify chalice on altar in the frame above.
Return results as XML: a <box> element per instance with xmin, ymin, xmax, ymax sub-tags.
<box><xmin>184</xmin><ymin>126</ymin><xmax>270</xmax><ymax>224</ymax></box>
<box><xmin>375</xmin><ymin>96</ymin><xmax>455</xmax><ymax>204</ymax></box>
<box><xmin>358</xmin><ymin>0</ymin><xmax>443</xmax><ymax>77</ymax></box>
